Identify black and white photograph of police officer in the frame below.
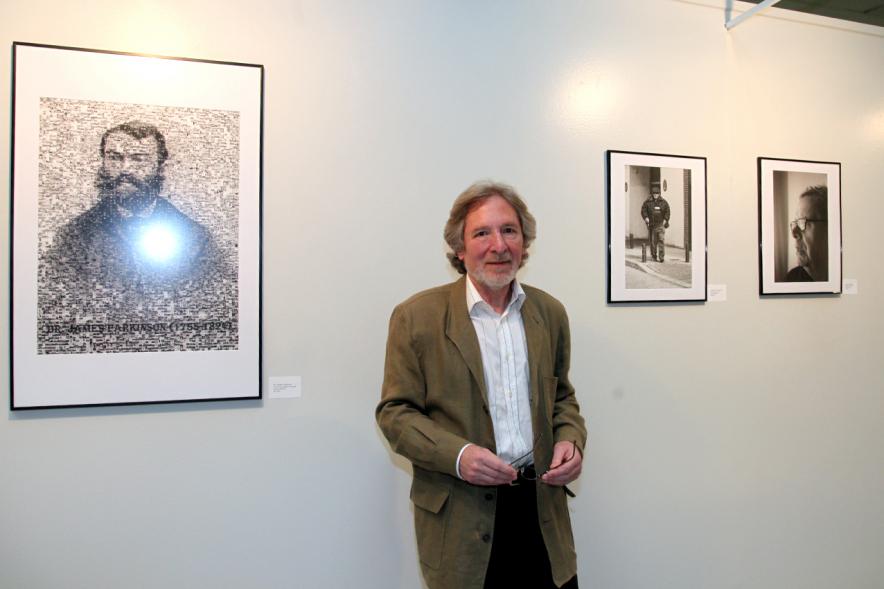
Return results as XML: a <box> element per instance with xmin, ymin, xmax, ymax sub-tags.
<box><xmin>622</xmin><ymin>165</ymin><xmax>693</xmax><ymax>290</ymax></box>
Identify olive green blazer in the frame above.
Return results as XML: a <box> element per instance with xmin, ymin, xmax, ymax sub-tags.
<box><xmin>377</xmin><ymin>277</ymin><xmax>587</xmax><ymax>589</ymax></box>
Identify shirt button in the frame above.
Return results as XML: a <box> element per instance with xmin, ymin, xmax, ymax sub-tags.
<box><xmin>484</xmin><ymin>493</ymin><xmax>494</xmax><ymax>501</ymax></box>
<box><xmin>482</xmin><ymin>534</ymin><xmax>491</xmax><ymax>543</ymax></box>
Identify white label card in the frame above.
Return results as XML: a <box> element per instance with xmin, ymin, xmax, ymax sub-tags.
<box><xmin>708</xmin><ymin>284</ymin><xmax>727</xmax><ymax>302</ymax></box>
<box><xmin>269</xmin><ymin>376</ymin><xmax>302</xmax><ymax>399</ymax></box>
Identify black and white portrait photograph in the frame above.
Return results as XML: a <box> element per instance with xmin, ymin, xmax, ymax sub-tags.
<box><xmin>37</xmin><ymin>100</ymin><xmax>240</xmax><ymax>355</ymax></box>
<box><xmin>11</xmin><ymin>42</ymin><xmax>263</xmax><ymax>409</ymax></box>
<box><xmin>758</xmin><ymin>158</ymin><xmax>842</xmax><ymax>295</ymax></box>
<box><xmin>607</xmin><ymin>150</ymin><xmax>707</xmax><ymax>303</ymax></box>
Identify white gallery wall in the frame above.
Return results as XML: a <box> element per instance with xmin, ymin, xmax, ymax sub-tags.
<box><xmin>1</xmin><ymin>1</ymin><xmax>883</xmax><ymax>587</ymax></box>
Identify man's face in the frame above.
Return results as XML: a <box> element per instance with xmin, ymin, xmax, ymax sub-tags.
<box><xmin>100</xmin><ymin>132</ymin><xmax>162</xmax><ymax>206</ymax></box>
<box><xmin>457</xmin><ymin>195</ymin><xmax>525</xmax><ymax>293</ymax></box>
<box><xmin>793</xmin><ymin>196</ymin><xmax>828</xmax><ymax>273</ymax></box>
<box><xmin>651</xmin><ymin>189</ymin><xmax>660</xmax><ymax>200</ymax></box>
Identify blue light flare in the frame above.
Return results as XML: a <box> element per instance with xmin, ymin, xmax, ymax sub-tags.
<box><xmin>138</xmin><ymin>223</ymin><xmax>180</xmax><ymax>264</ymax></box>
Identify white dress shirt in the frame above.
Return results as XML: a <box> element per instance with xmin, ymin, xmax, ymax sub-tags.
<box><xmin>456</xmin><ymin>277</ymin><xmax>534</xmax><ymax>477</ymax></box>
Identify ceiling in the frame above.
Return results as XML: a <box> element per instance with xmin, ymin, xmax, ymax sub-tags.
<box><xmin>742</xmin><ymin>0</ymin><xmax>884</xmax><ymax>27</ymax></box>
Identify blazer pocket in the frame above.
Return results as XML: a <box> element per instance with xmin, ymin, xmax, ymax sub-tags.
<box><xmin>410</xmin><ymin>478</ymin><xmax>451</xmax><ymax>569</ymax></box>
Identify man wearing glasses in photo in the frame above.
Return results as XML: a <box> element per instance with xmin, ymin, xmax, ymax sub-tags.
<box><xmin>786</xmin><ymin>185</ymin><xmax>828</xmax><ymax>282</ymax></box>
<box><xmin>377</xmin><ymin>181</ymin><xmax>586</xmax><ymax>589</ymax></box>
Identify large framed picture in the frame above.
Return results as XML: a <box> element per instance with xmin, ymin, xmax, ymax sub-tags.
<box><xmin>10</xmin><ymin>42</ymin><xmax>263</xmax><ymax>409</ymax></box>
<box><xmin>607</xmin><ymin>150</ymin><xmax>707</xmax><ymax>303</ymax></box>
<box><xmin>757</xmin><ymin>157</ymin><xmax>841</xmax><ymax>295</ymax></box>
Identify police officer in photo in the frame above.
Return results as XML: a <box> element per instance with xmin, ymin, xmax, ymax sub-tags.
<box><xmin>640</xmin><ymin>183</ymin><xmax>670</xmax><ymax>263</ymax></box>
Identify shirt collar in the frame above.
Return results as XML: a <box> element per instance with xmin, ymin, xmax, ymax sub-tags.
<box><xmin>465</xmin><ymin>276</ymin><xmax>526</xmax><ymax>317</ymax></box>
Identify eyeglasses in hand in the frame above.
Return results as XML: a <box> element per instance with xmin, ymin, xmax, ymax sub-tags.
<box><xmin>508</xmin><ymin>433</ymin><xmax>542</xmax><ymax>482</ymax></box>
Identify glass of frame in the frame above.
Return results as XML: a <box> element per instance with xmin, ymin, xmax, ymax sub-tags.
<box><xmin>757</xmin><ymin>157</ymin><xmax>841</xmax><ymax>295</ymax></box>
<box><xmin>10</xmin><ymin>42</ymin><xmax>264</xmax><ymax>409</ymax></box>
<box><xmin>606</xmin><ymin>150</ymin><xmax>707</xmax><ymax>303</ymax></box>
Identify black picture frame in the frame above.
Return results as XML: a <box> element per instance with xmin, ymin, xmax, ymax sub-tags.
<box><xmin>606</xmin><ymin>150</ymin><xmax>708</xmax><ymax>303</ymax></box>
<box><xmin>757</xmin><ymin>157</ymin><xmax>842</xmax><ymax>295</ymax></box>
<box><xmin>10</xmin><ymin>42</ymin><xmax>264</xmax><ymax>409</ymax></box>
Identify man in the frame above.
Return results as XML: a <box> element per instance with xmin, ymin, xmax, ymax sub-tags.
<box><xmin>39</xmin><ymin>121</ymin><xmax>234</xmax><ymax>353</ymax></box>
<box><xmin>786</xmin><ymin>185</ymin><xmax>828</xmax><ymax>282</ymax></box>
<box><xmin>640</xmin><ymin>184</ymin><xmax>670</xmax><ymax>262</ymax></box>
<box><xmin>44</xmin><ymin>121</ymin><xmax>222</xmax><ymax>292</ymax></box>
<box><xmin>377</xmin><ymin>181</ymin><xmax>586</xmax><ymax>589</ymax></box>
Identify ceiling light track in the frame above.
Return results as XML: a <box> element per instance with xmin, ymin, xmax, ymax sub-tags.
<box><xmin>725</xmin><ymin>0</ymin><xmax>783</xmax><ymax>30</ymax></box>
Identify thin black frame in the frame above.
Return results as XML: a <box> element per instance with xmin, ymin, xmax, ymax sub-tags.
<box><xmin>606</xmin><ymin>150</ymin><xmax>708</xmax><ymax>303</ymax></box>
<box><xmin>10</xmin><ymin>42</ymin><xmax>264</xmax><ymax>410</ymax></box>
<box><xmin>757</xmin><ymin>157</ymin><xmax>842</xmax><ymax>296</ymax></box>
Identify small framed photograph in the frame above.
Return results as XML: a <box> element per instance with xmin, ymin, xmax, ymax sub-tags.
<box><xmin>757</xmin><ymin>157</ymin><xmax>841</xmax><ymax>295</ymax></box>
<box><xmin>606</xmin><ymin>150</ymin><xmax>707</xmax><ymax>303</ymax></box>
<box><xmin>11</xmin><ymin>42</ymin><xmax>263</xmax><ymax>409</ymax></box>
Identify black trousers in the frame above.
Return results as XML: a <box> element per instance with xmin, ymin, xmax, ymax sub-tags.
<box><xmin>483</xmin><ymin>472</ymin><xmax>578</xmax><ymax>589</ymax></box>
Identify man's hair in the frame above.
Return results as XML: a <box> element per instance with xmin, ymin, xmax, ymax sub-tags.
<box><xmin>443</xmin><ymin>180</ymin><xmax>537</xmax><ymax>274</ymax></box>
<box><xmin>800</xmin><ymin>185</ymin><xmax>827</xmax><ymax>219</ymax></box>
<box><xmin>99</xmin><ymin>121</ymin><xmax>169</xmax><ymax>167</ymax></box>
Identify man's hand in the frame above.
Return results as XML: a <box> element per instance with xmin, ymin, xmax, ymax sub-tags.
<box><xmin>460</xmin><ymin>445</ymin><xmax>517</xmax><ymax>486</ymax></box>
<box><xmin>644</xmin><ymin>218</ymin><xmax>650</xmax><ymax>225</ymax></box>
<box><xmin>540</xmin><ymin>441</ymin><xmax>582</xmax><ymax>486</ymax></box>
<box><xmin>664</xmin><ymin>221</ymin><xmax>669</xmax><ymax>228</ymax></box>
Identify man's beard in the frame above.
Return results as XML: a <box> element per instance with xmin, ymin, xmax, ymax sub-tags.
<box><xmin>96</xmin><ymin>169</ymin><xmax>164</xmax><ymax>214</ymax></box>
<box><xmin>470</xmin><ymin>256</ymin><xmax>518</xmax><ymax>291</ymax></box>
<box><xmin>795</xmin><ymin>240</ymin><xmax>809</xmax><ymax>267</ymax></box>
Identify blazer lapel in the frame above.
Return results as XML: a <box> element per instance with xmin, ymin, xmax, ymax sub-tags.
<box><xmin>445</xmin><ymin>276</ymin><xmax>489</xmax><ymax>403</ymax></box>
